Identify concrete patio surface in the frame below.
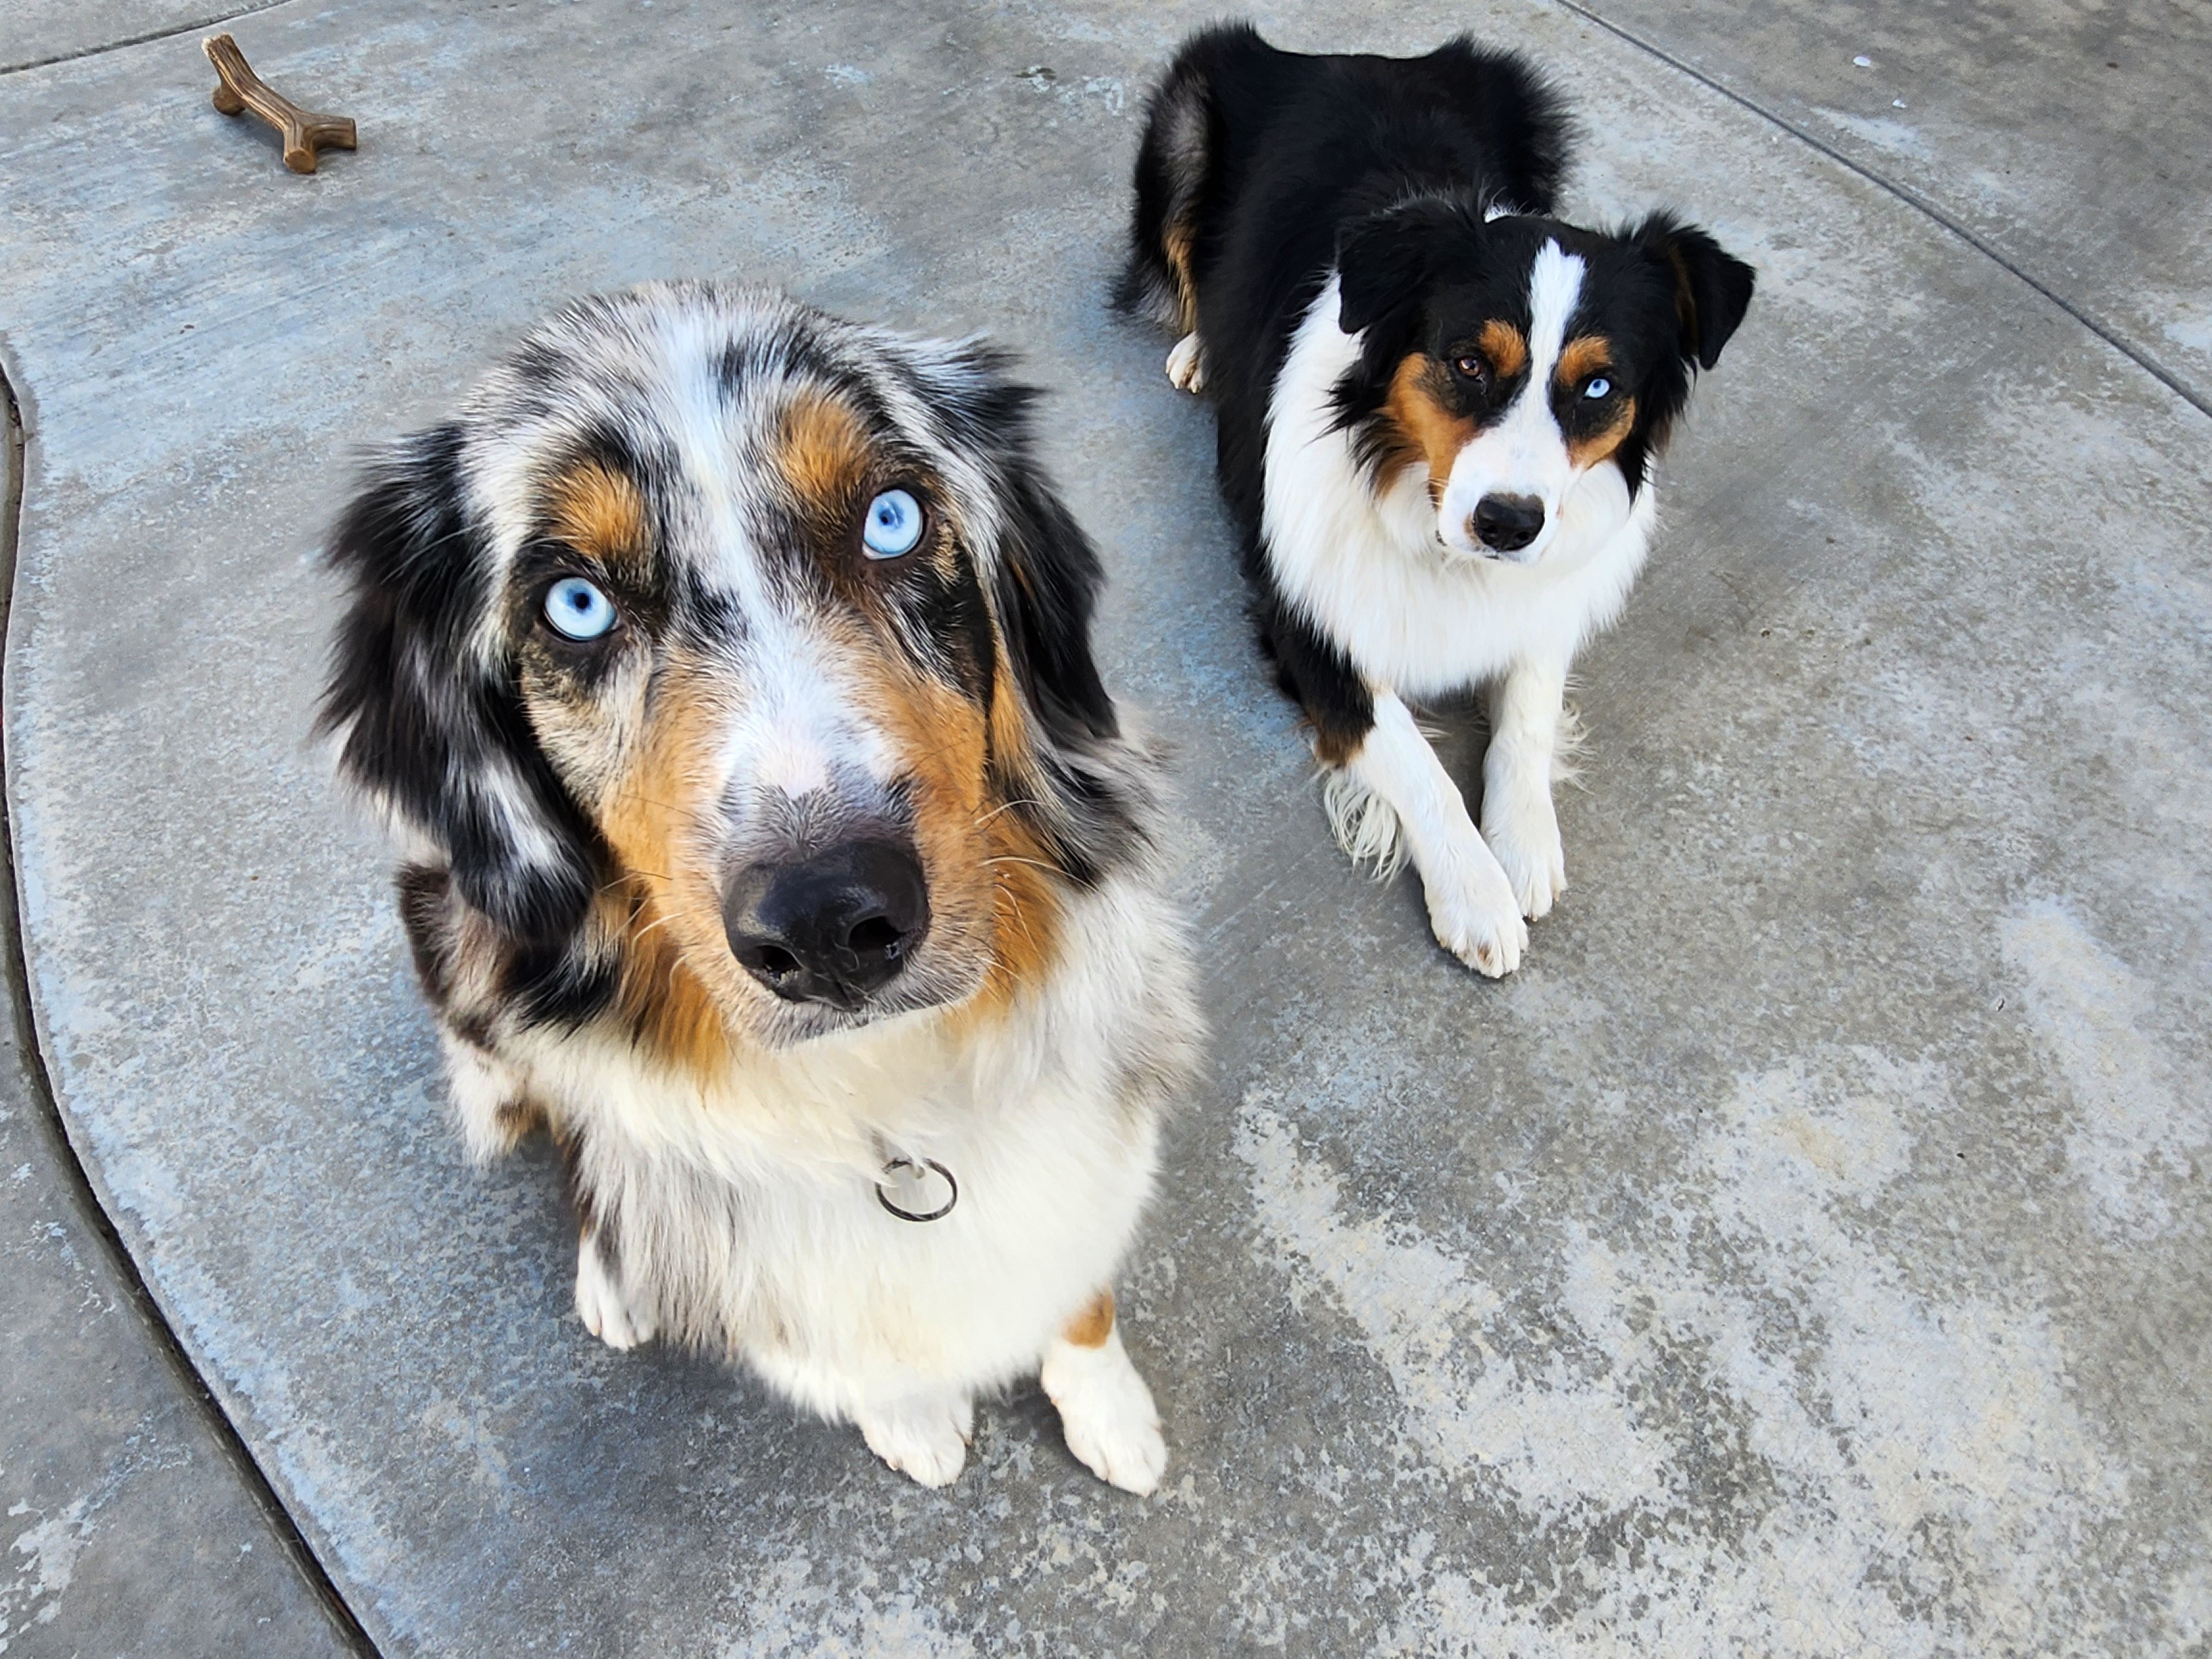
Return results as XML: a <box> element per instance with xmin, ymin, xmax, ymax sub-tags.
<box><xmin>0</xmin><ymin>860</ymin><xmax>360</xmax><ymax>1654</ymax></box>
<box><xmin>1579</xmin><ymin>0</ymin><xmax>2212</xmax><ymax>411</ymax></box>
<box><xmin>2</xmin><ymin>1</ymin><xmax>2207</xmax><ymax>1654</ymax></box>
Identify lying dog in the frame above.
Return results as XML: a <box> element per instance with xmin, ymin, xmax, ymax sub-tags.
<box><xmin>1123</xmin><ymin>24</ymin><xmax>1755</xmax><ymax>975</ymax></box>
<box><xmin>322</xmin><ymin>284</ymin><xmax>1200</xmax><ymax>1490</ymax></box>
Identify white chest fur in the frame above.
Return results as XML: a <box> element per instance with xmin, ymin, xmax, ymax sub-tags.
<box><xmin>1260</xmin><ymin>277</ymin><xmax>1660</xmax><ymax>698</ymax></box>
<box><xmin>489</xmin><ymin>873</ymin><xmax>1183</xmax><ymax>1416</ymax></box>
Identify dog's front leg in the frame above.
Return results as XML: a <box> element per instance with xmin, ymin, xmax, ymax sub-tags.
<box><xmin>1041</xmin><ymin>1292</ymin><xmax>1166</xmax><ymax>1495</ymax></box>
<box><xmin>1266</xmin><ymin>608</ymin><xmax>1524</xmax><ymax>974</ymax></box>
<box><xmin>574</xmin><ymin>1224</ymin><xmax>655</xmax><ymax>1350</ymax></box>
<box><xmin>1481</xmin><ymin>659</ymin><xmax>1569</xmax><ymax>919</ymax></box>
<box><xmin>855</xmin><ymin>1389</ymin><xmax>975</xmax><ymax>1489</ymax></box>
<box><xmin>1343</xmin><ymin>689</ymin><xmax>1527</xmax><ymax>977</ymax></box>
<box><xmin>1165</xmin><ymin>331</ymin><xmax>1206</xmax><ymax>393</ymax></box>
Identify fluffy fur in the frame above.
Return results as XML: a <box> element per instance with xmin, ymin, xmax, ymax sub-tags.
<box><xmin>1123</xmin><ymin>24</ymin><xmax>1755</xmax><ymax>975</ymax></box>
<box><xmin>323</xmin><ymin>284</ymin><xmax>1201</xmax><ymax>1491</ymax></box>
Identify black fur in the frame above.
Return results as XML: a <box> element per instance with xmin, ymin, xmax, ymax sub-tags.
<box><xmin>916</xmin><ymin>351</ymin><xmax>1123</xmax><ymax>750</ymax></box>
<box><xmin>321</xmin><ymin>426</ymin><xmax>608</xmax><ymax>951</ymax></box>
<box><xmin>1121</xmin><ymin>24</ymin><xmax>1754</xmax><ymax>755</ymax></box>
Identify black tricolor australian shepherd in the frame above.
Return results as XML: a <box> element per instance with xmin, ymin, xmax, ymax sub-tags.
<box><xmin>322</xmin><ymin>284</ymin><xmax>1200</xmax><ymax>1490</ymax></box>
<box><xmin>1123</xmin><ymin>25</ymin><xmax>1755</xmax><ymax>975</ymax></box>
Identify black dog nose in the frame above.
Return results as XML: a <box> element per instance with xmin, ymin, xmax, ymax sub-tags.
<box><xmin>722</xmin><ymin>841</ymin><xmax>930</xmax><ymax>1008</ymax></box>
<box><xmin>1472</xmin><ymin>494</ymin><xmax>1546</xmax><ymax>552</ymax></box>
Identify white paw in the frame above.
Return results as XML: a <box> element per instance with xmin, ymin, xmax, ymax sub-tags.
<box><xmin>857</xmin><ymin>1394</ymin><xmax>974</xmax><ymax>1489</ymax></box>
<box><xmin>1422</xmin><ymin>847</ymin><xmax>1529</xmax><ymax>978</ymax></box>
<box><xmin>1483</xmin><ymin>789</ymin><xmax>1567</xmax><ymax>920</ymax></box>
<box><xmin>1041</xmin><ymin>1330</ymin><xmax>1167</xmax><ymax>1495</ymax></box>
<box><xmin>575</xmin><ymin>1233</ymin><xmax>654</xmax><ymax>1350</ymax></box>
<box><xmin>1165</xmin><ymin>331</ymin><xmax>1206</xmax><ymax>394</ymax></box>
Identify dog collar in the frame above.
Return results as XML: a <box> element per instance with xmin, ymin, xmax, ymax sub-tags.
<box><xmin>876</xmin><ymin>1155</ymin><xmax>958</xmax><ymax>1223</ymax></box>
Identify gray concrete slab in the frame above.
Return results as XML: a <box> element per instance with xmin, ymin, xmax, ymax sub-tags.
<box><xmin>1579</xmin><ymin>0</ymin><xmax>2212</xmax><ymax>411</ymax></box>
<box><xmin>0</xmin><ymin>2</ymin><xmax>275</xmax><ymax>75</ymax></box>
<box><xmin>2</xmin><ymin>2</ymin><xmax>2209</xmax><ymax>1655</ymax></box>
<box><xmin>0</xmin><ymin>1031</ymin><xmax>363</xmax><ymax>1657</ymax></box>
<box><xmin>1</xmin><ymin>380</ymin><xmax>357</xmax><ymax>1659</ymax></box>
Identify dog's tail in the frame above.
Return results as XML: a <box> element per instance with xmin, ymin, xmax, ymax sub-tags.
<box><xmin>1115</xmin><ymin>22</ymin><xmax>1268</xmax><ymax>332</ymax></box>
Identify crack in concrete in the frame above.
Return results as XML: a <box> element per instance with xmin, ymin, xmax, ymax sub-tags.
<box><xmin>6</xmin><ymin>0</ymin><xmax>2204</xmax><ymax>427</ymax></box>
<box><xmin>1555</xmin><ymin>0</ymin><xmax>2212</xmax><ymax>422</ymax></box>
<box><xmin>0</xmin><ymin>1</ymin><xmax>294</xmax><ymax>77</ymax></box>
<box><xmin>0</xmin><ymin>363</ymin><xmax>380</xmax><ymax>1655</ymax></box>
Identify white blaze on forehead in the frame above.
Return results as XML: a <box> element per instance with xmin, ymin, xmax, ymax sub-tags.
<box><xmin>639</xmin><ymin>317</ymin><xmax>907</xmax><ymax>801</ymax></box>
<box><xmin>1433</xmin><ymin>239</ymin><xmax>1589</xmax><ymax>559</ymax></box>
<box><xmin>1524</xmin><ymin>239</ymin><xmax>1587</xmax><ymax>390</ymax></box>
<box><xmin>660</xmin><ymin>319</ymin><xmax>776</xmax><ymax>612</ymax></box>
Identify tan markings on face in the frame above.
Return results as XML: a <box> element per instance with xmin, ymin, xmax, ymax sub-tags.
<box><xmin>775</xmin><ymin>389</ymin><xmax>871</xmax><ymax>525</ymax></box>
<box><xmin>972</xmin><ymin>661</ymin><xmax>1068</xmax><ymax>1010</ymax></box>
<box><xmin>547</xmin><ymin>461</ymin><xmax>653</xmax><ymax>588</ymax></box>
<box><xmin>594</xmin><ymin>649</ymin><xmax>747</xmax><ymax>1074</ymax></box>
<box><xmin>1568</xmin><ymin>396</ymin><xmax>1636</xmax><ymax>470</ymax></box>
<box><xmin>1554</xmin><ymin>337</ymin><xmax>1635</xmax><ymax>471</ymax></box>
<box><xmin>1062</xmin><ymin>1290</ymin><xmax>1115</xmax><ymax>1348</ymax></box>
<box><xmin>615</xmin><ymin>887</ymin><xmax>735</xmax><ymax>1074</ymax></box>
<box><xmin>1163</xmin><ymin>218</ymin><xmax>1198</xmax><ymax>332</ymax></box>
<box><xmin>852</xmin><ymin>633</ymin><xmax>1064</xmax><ymax>1033</ymax></box>
<box><xmin>1556</xmin><ymin>335</ymin><xmax>1613</xmax><ymax>391</ymax></box>
<box><xmin>1477</xmin><ymin>319</ymin><xmax>1528</xmax><ymax>380</ymax></box>
<box><xmin>1385</xmin><ymin>353</ymin><xmax>1478</xmax><ymax>503</ymax></box>
<box><xmin>777</xmin><ymin>390</ymin><xmax>964</xmax><ymax>612</ymax></box>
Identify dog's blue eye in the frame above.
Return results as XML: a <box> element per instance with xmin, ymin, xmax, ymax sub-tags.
<box><xmin>862</xmin><ymin>489</ymin><xmax>925</xmax><ymax>559</ymax></box>
<box><xmin>544</xmin><ymin>577</ymin><xmax>617</xmax><ymax>640</ymax></box>
<box><xmin>1584</xmin><ymin>377</ymin><xmax>1612</xmax><ymax>400</ymax></box>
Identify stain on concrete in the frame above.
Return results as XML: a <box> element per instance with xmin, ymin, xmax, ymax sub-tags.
<box><xmin>1238</xmin><ymin>1045</ymin><xmax>2141</xmax><ymax>1653</ymax></box>
<box><xmin>2002</xmin><ymin>901</ymin><xmax>2204</xmax><ymax>1241</ymax></box>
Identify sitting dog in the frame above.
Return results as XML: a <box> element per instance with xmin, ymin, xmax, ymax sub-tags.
<box><xmin>322</xmin><ymin>284</ymin><xmax>1200</xmax><ymax>1490</ymax></box>
<box><xmin>1122</xmin><ymin>24</ymin><xmax>1755</xmax><ymax>975</ymax></box>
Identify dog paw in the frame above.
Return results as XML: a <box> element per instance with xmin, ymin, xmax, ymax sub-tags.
<box><xmin>1042</xmin><ymin>1331</ymin><xmax>1168</xmax><ymax>1495</ymax></box>
<box><xmin>1165</xmin><ymin>332</ymin><xmax>1206</xmax><ymax>394</ymax></box>
<box><xmin>575</xmin><ymin>1234</ymin><xmax>654</xmax><ymax>1350</ymax></box>
<box><xmin>1422</xmin><ymin>853</ymin><xmax>1529</xmax><ymax>978</ymax></box>
<box><xmin>857</xmin><ymin>1394</ymin><xmax>974</xmax><ymax>1489</ymax></box>
<box><xmin>1483</xmin><ymin>796</ymin><xmax>1567</xmax><ymax>920</ymax></box>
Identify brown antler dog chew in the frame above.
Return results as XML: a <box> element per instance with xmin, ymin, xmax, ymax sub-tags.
<box><xmin>203</xmin><ymin>33</ymin><xmax>356</xmax><ymax>174</ymax></box>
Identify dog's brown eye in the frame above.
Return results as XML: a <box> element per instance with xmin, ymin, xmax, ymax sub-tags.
<box><xmin>1452</xmin><ymin>356</ymin><xmax>1488</xmax><ymax>385</ymax></box>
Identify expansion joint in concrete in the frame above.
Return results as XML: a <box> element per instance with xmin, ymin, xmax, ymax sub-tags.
<box><xmin>0</xmin><ymin>363</ymin><xmax>383</xmax><ymax>1657</ymax></box>
<box><xmin>1556</xmin><ymin>0</ymin><xmax>2212</xmax><ymax>422</ymax></box>
<box><xmin>0</xmin><ymin>0</ymin><xmax>295</xmax><ymax>78</ymax></box>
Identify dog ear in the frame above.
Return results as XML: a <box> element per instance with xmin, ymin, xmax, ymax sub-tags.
<box><xmin>911</xmin><ymin>346</ymin><xmax>1120</xmax><ymax>748</ymax></box>
<box><xmin>983</xmin><ymin>464</ymin><xmax>1151</xmax><ymax>884</ymax></box>
<box><xmin>320</xmin><ymin>426</ymin><xmax>602</xmax><ymax>946</ymax></box>
<box><xmin>989</xmin><ymin>468</ymin><xmax>1120</xmax><ymax>749</ymax></box>
<box><xmin>1336</xmin><ymin>197</ymin><xmax>1468</xmax><ymax>337</ymax></box>
<box><xmin>909</xmin><ymin>341</ymin><xmax>1145</xmax><ymax>881</ymax></box>
<box><xmin>1631</xmin><ymin>212</ymin><xmax>1756</xmax><ymax>371</ymax></box>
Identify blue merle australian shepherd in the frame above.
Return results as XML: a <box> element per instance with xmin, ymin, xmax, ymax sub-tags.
<box><xmin>322</xmin><ymin>284</ymin><xmax>1201</xmax><ymax>1490</ymax></box>
<box><xmin>1123</xmin><ymin>24</ymin><xmax>1755</xmax><ymax>975</ymax></box>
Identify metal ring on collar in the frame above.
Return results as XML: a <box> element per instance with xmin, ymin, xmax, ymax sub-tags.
<box><xmin>875</xmin><ymin>1156</ymin><xmax>958</xmax><ymax>1223</ymax></box>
